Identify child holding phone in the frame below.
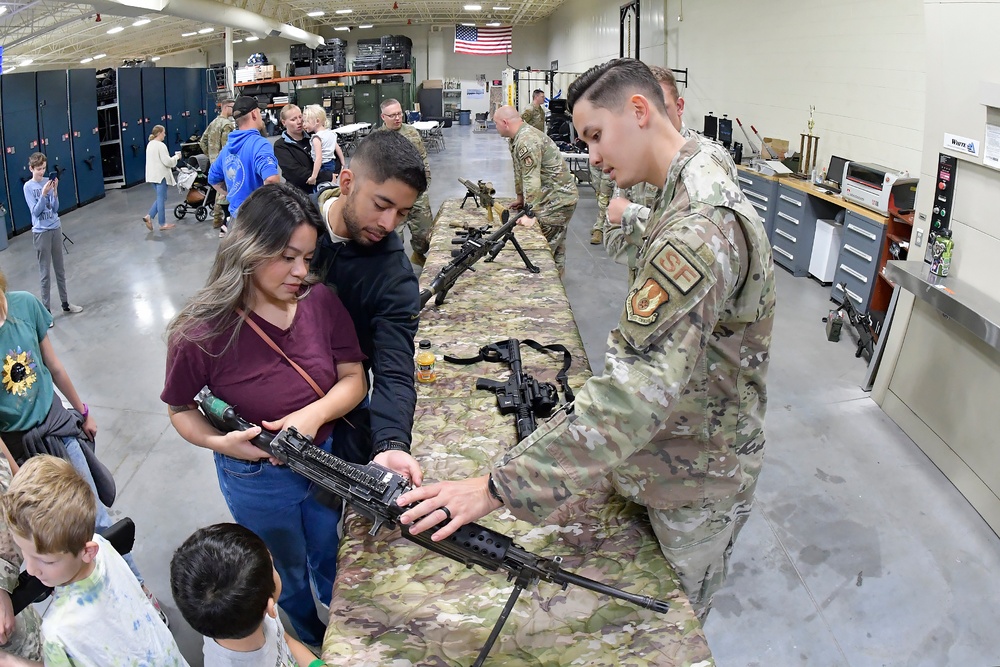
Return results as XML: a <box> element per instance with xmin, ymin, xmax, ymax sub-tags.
<box><xmin>22</xmin><ymin>153</ymin><xmax>82</xmax><ymax>322</ymax></box>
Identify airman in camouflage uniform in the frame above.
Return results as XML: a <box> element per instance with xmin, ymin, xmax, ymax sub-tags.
<box><xmin>588</xmin><ymin>164</ymin><xmax>614</xmax><ymax>245</ymax></box>
<box><xmin>0</xmin><ymin>456</ymin><xmax>44</xmax><ymax>660</ymax></box>
<box><xmin>397</xmin><ymin>59</ymin><xmax>775</xmax><ymax>621</ymax></box>
<box><xmin>379</xmin><ymin>98</ymin><xmax>434</xmax><ymax>266</ymax></box>
<box><xmin>199</xmin><ymin>96</ymin><xmax>236</xmax><ymax>229</ymax></box>
<box><xmin>493</xmin><ymin>105</ymin><xmax>578</xmax><ymax>276</ymax></box>
<box><xmin>520</xmin><ymin>89</ymin><xmax>547</xmax><ymax>133</ymax></box>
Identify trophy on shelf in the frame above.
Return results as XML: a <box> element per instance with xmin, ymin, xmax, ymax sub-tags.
<box><xmin>799</xmin><ymin>105</ymin><xmax>819</xmax><ymax>180</ymax></box>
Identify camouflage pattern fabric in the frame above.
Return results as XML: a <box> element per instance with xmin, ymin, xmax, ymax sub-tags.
<box><xmin>589</xmin><ymin>165</ymin><xmax>614</xmax><ymax>233</ymax></box>
<box><xmin>0</xmin><ymin>457</ymin><xmax>44</xmax><ymax>660</ymax></box>
<box><xmin>382</xmin><ymin>123</ymin><xmax>434</xmax><ymax>258</ymax></box>
<box><xmin>492</xmin><ymin>138</ymin><xmax>776</xmax><ymax>616</ymax></box>
<box><xmin>520</xmin><ymin>103</ymin><xmax>545</xmax><ymax>133</ymax></box>
<box><xmin>200</xmin><ymin>114</ymin><xmax>234</xmax><ymax>222</ymax></box>
<box><xmin>321</xmin><ymin>198</ymin><xmax>714</xmax><ymax>666</ymax></box>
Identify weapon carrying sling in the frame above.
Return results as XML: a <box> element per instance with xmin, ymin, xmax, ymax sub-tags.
<box><xmin>444</xmin><ymin>339</ymin><xmax>576</xmax><ymax>408</ymax></box>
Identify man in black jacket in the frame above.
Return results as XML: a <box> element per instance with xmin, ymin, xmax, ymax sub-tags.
<box><xmin>274</xmin><ymin>104</ymin><xmax>336</xmax><ymax>193</ymax></box>
<box><xmin>312</xmin><ymin>131</ymin><xmax>427</xmax><ymax>483</ymax></box>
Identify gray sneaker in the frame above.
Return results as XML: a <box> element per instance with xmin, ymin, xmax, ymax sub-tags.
<box><xmin>62</xmin><ymin>303</ymin><xmax>83</xmax><ymax>314</ymax></box>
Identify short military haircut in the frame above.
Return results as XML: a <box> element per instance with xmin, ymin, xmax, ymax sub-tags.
<box><xmin>350</xmin><ymin>130</ymin><xmax>427</xmax><ymax>195</ymax></box>
<box><xmin>380</xmin><ymin>98</ymin><xmax>401</xmax><ymax>112</ymax></box>
<box><xmin>567</xmin><ymin>58</ymin><xmax>667</xmax><ymax>116</ymax></box>
<box><xmin>2</xmin><ymin>455</ymin><xmax>96</xmax><ymax>555</ymax></box>
<box><xmin>170</xmin><ymin>523</ymin><xmax>276</xmax><ymax>640</ymax></box>
<box><xmin>648</xmin><ymin>65</ymin><xmax>680</xmax><ymax>102</ymax></box>
<box><xmin>28</xmin><ymin>152</ymin><xmax>47</xmax><ymax>169</ymax></box>
<box><xmin>532</xmin><ymin>89</ymin><xmax>544</xmax><ymax>97</ymax></box>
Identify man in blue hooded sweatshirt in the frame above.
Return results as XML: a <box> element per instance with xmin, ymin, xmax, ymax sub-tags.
<box><xmin>208</xmin><ymin>96</ymin><xmax>280</xmax><ymax>233</ymax></box>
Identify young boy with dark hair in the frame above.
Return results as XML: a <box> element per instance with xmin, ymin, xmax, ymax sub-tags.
<box><xmin>0</xmin><ymin>455</ymin><xmax>186</xmax><ymax>666</ymax></box>
<box><xmin>22</xmin><ymin>153</ymin><xmax>83</xmax><ymax>322</ymax></box>
<box><xmin>170</xmin><ymin>524</ymin><xmax>320</xmax><ymax>667</ymax></box>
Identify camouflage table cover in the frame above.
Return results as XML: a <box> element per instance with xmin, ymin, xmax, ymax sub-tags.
<box><xmin>321</xmin><ymin>199</ymin><xmax>715</xmax><ymax>667</ymax></box>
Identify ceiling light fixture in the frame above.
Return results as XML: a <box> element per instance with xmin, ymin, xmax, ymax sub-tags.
<box><xmin>93</xmin><ymin>53</ymin><xmax>106</xmax><ymax>58</ymax></box>
<box><xmin>182</xmin><ymin>31</ymin><xmax>197</xmax><ymax>37</ymax></box>
<box><xmin>493</xmin><ymin>5</ymin><xmax>511</xmax><ymax>9</ymax></box>
<box><xmin>486</xmin><ymin>21</ymin><xmax>500</xmax><ymax>26</ymax></box>
<box><xmin>245</xmin><ymin>35</ymin><xmax>259</xmax><ymax>41</ymax></box>
<box><xmin>132</xmin><ymin>18</ymin><xmax>150</xmax><ymax>26</ymax></box>
<box><xmin>358</xmin><ymin>24</ymin><xmax>373</xmax><ymax>28</ymax></box>
<box><xmin>461</xmin><ymin>22</ymin><xmax>475</xmax><ymax>26</ymax></box>
<box><xmin>334</xmin><ymin>26</ymin><xmax>350</xmax><ymax>31</ymax></box>
<box><xmin>6</xmin><ymin>66</ymin><xmax>15</xmax><ymax>72</ymax></box>
<box><xmin>151</xmin><ymin>56</ymin><xmax>161</xmax><ymax>61</ymax></box>
<box><xmin>80</xmin><ymin>57</ymin><xmax>93</xmax><ymax>64</ymax></box>
<box><xmin>307</xmin><ymin>10</ymin><xmax>324</xmax><ymax>17</ymax></box>
<box><xmin>232</xmin><ymin>38</ymin><xmax>243</xmax><ymax>43</ymax></box>
<box><xmin>19</xmin><ymin>59</ymin><xmax>33</xmax><ymax>66</ymax></box>
<box><xmin>464</xmin><ymin>4</ymin><xmax>482</xmax><ymax>10</ymax></box>
<box><xmin>107</xmin><ymin>26</ymin><xmax>124</xmax><ymax>34</ymax></box>
<box><xmin>0</xmin><ymin>6</ymin><xmax>8</xmax><ymax>16</ymax></box>
<box><xmin>336</xmin><ymin>8</ymin><xmax>353</xmax><ymax>14</ymax></box>
<box><xmin>198</xmin><ymin>27</ymin><xmax>214</xmax><ymax>34</ymax></box>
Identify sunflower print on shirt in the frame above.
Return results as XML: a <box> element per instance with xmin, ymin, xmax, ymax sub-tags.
<box><xmin>3</xmin><ymin>347</ymin><xmax>38</xmax><ymax>396</ymax></box>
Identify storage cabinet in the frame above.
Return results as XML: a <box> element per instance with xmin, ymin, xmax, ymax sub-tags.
<box><xmin>737</xmin><ymin>169</ymin><xmax>777</xmax><ymax>241</ymax></box>
<box><xmin>68</xmin><ymin>69</ymin><xmax>104</xmax><ymax>206</ymax></box>
<box><xmin>829</xmin><ymin>211</ymin><xmax>885</xmax><ymax>312</ymax></box>
<box><xmin>770</xmin><ymin>185</ymin><xmax>817</xmax><ymax>276</ymax></box>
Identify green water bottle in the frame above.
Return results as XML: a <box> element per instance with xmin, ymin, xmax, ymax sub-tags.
<box><xmin>932</xmin><ymin>229</ymin><xmax>954</xmax><ymax>277</ymax></box>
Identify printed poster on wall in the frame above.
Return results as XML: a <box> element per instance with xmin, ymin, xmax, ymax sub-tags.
<box><xmin>983</xmin><ymin>124</ymin><xmax>1000</xmax><ymax>170</ymax></box>
<box><xmin>467</xmin><ymin>88</ymin><xmax>485</xmax><ymax>99</ymax></box>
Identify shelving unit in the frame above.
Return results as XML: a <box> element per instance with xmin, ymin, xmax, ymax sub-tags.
<box><xmin>234</xmin><ymin>69</ymin><xmax>412</xmax><ymax>87</ymax></box>
<box><xmin>872</xmin><ymin>209</ymin><xmax>914</xmax><ymax>318</ymax></box>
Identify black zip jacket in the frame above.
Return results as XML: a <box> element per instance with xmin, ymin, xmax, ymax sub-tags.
<box><xmin>313</xmin><ymin>229</ymin><xmax>419</xmax><ymax>451</ymax></box>
<box><xmin>274</xmin><ymin>131</ymin><xmax>335</xmax><ymax>193</ymax></box>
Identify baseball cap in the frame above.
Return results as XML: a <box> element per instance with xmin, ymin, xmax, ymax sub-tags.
<box><xmin>232</xmin><ymin>95</ymin><xmax>262</xmax><ymax>120</ymax></box>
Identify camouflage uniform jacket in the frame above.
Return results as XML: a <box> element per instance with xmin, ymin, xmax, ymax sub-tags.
<box><xmin>493</xmin><ymin>137</ymin><xmax>776</xmax><ymax>515</ymax></box>
<box><xmin>511</xmin><ymin>123</ymin><xmax>578</xmax><ymax>221</ymax></box>
<box><xmin>381</xmin><ymin>123</ymin><xmax>431</xmax><ymax>185</ymax></box>
<box><xmin>520</xmin><ymin>103</ymin><xmax>545</xmax><ymax>132</ymax></box>
<box><xmin>608</xmin><ymin>128</ymin><xmax>737</xmax><ymax>275</ymax></box>
<box><xmin>199</xmin><ymin>114</ymin><xmax>236</xmax><ymax>162</ymax></box>
<box><xmin>0</xmin><ymin>457</ymin><xmax>43</xmax><ymax>659</ymax></box>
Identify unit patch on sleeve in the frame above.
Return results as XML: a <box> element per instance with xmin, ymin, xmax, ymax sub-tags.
<box><xmin>652</xmin><ymin>242</ymin><xmax>703</xmax><ymax>294</ymax></box>
<box><xmin>625</xmin><ymin>278</ymin><xmax>669</xmax><ymax>325</ymax></box>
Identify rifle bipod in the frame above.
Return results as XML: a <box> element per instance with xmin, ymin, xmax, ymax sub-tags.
<box><xmin>472</xmin><ymin>566</ymin><xmax>540</xmax><ymax>666</ymax></box>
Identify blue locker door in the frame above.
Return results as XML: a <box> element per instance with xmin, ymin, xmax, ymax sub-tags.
<box><xmin>36</xmin><ymin>70</ymin><xmax>78</xmax><ymax>213</ymax></box>
<box><xmin>186</xmin><ymin>68</ymin><xmax>209</xmax><ymax>140</ymax></box>
<box><xmin>117</xmin><ymin>68</ymin><xmax>145</xmax><ymax>186</ymax></box>
<box><xmin>68</xmin><ymin>68</ymin><xmax>105</xmax><ymax>206</ymax></box>
<box><xmin>141</xmin><ymin>68</ymin><xmax>166</xmax><ymax>141</ymax></box>
<box><xmin>163</xmin><ymin>68</ymin><xmax>187</xmax><ymax>154</ymax></box>
<box><xmin>2</xmin><ymin>72</ymin><xmax>41</xmax><ymax>234</ymax></box>
<box><xmin>0</xmin><ymin>115</ymin><xmax>11</xmax><ymax>243</ymax></box>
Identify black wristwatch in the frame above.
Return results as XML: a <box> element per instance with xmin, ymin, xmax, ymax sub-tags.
<box><xmin>487</xmin><ymin>473</ymin><xmax>505</xmax><ymax>505</ymax></box>
<box><xmin>372</xmin><ymin>439</ymin><xmax>410</xmax><ymax>456</ymax></box>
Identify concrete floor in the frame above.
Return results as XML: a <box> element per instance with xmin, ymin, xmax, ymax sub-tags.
<box><xmin>0</xmin><ymin>125</ymin><xmax>996</xmax><ymax>666</ymax></box>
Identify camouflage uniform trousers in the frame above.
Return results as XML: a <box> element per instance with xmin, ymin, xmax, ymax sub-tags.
<box><xmin>396</xmin><ymin>191</ymin><xmax>433</xmax><ymax>258</ymax></box>
<box><xmin>538</xmin><ymin>203</ymin><xmax>576</xmax><ymax>276</ymax></box>
<box><xmin>589</xmin><ymin>165</ymin><xmax>612</xmax><ymax>233</ymax></box>
<box><xmin>0</xmin><ymin>458</ymin><xmax>43</xmax><ymax>660</ymax></box>
<box><xmin>212</xmin><ymin>192</ymin><xmax>229</xmax><ymax>229</ymax></box>
<box><xmin>644</xmin><ymin>446</ymin><xmax>764</xmax><ymax>620</ymax></box>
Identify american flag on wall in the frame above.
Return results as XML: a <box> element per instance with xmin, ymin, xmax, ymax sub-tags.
<box><xmin>454</xmin><ymin>25</ymin><xmax>512</xmax><ymax>55</ymax></box>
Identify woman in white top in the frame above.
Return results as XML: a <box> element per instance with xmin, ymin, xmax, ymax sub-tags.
<box><xmin>144</xmin><ymin>124</ymin><xmax>181</xmax><ymax>231</ymax></box>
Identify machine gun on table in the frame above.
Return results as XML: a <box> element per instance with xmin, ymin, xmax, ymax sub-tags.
<box><xmin>419</xmin><ymin>205</ymin><xmax>540</xmax><ymax>310</ymax></box>
<box><xmin>458</xmin><ymin>178</ymin><xmax>505</xmax><ymax>223</ymax></box>
<box><xmin>194</xmin><ymin>388</ymin><xmax>670</xmax><ymax>667</ymax></box>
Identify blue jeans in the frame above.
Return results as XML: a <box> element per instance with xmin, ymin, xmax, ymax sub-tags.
<box><xmin>62</xmin><ymin>437</ymin><xmax>143</xmax><ymax>583</ymax></box>
<box><xmin>321</xmin><ymin>158</ymin><xmax>340</xmax><ymax>174</ymax></box>
<box><xmin>148</xmin><ymin>179</ymin><xmax>168</xmax><ymax>228</ymax></box>
<box><xmin>213</xmin><ymin>435</ymin><xmax>341</xmax><ymax>646</ymax></box>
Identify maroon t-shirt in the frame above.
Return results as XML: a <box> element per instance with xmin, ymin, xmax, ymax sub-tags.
<box><xmin>161</xmin><ymin>285</ymin><xmax>365</xmax><ymax>445</ymax></box>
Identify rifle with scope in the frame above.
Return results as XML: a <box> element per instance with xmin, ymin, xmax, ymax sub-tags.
<box><xmin>194</xmin><ymin>387</ymin><xmax>670</xmax><ymax>667</ymax></box>
<box><xmin>419</xmin><ymin>205</ymin><xmax>540</xmax><ymax>310</ymax></box>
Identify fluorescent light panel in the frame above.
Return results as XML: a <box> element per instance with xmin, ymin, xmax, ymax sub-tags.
<box><xmin>19</xmin><ymin>59</ymin><xmax>33</xmax><ymax>66</ymax></box>
<box><xmin>132</xmin><ymin>18</ymin><xmax>150</xmax><ymax>26</ymax></box>
<box><xmin>107</xmin><ymin>26</ymin><xmax>124</xmax><ymax>34</ymax></box>
<box><xmin>198</xmin><ymin>27</ymin><xmax>214</xmax><ymax>33</ymax></box>
<box><xmin>80</xmin><ymin>58</ymin><xmax>93</xmax><ymax>64</ymax></box>
<box><xmin>245</xmin><ymin>35</ymin><xmax>259</xmax><ymax>41</ymax></box>
<box><xmin>493</xmin><ymin>5</ymin><xmax>511</xmax><ymax>9</ymax></box>
<box><xmin>93</xmin><ymin>53</ymin><xmax>106</xmax><ymax>58</ymax></box>
<box><xmin>181</xmin><ymin>31</ymin><xmax>197</xmax><ymax>36</ymax></box>
<box><xmin>464</xmin><ymin>4</ymin><xmax>482</xmax><ymax>9</ymax></box>
<box><xmin>334</xmin><ymin>26</ymin><xmax>350</xmax><ymax>31</ymax></box>
<box><xmin>461</xmin><ymin>22</ymin><xmax>475</xmax><ymax>26</ymax></box>
<box><xmin>486</xmin><ymin>21</ymin><xmax>500</xmax><ymax>26</ymax></box>
<box><xmin>232</xmin><ymin>38</ymin><xmax>243</xmax><ymax>43</ymax></box>
<box><xmin>335</xmin><ymin>8</ymin><xmax>352</xmax><ymax>14</ymax></box>
<box><xmin>151</xmin><ymin>56</ymin><xmax>161</xmax><ymax>61</ymax></box>
<box><xmin>358</xmin><ymin>24</ymin><xmax>373</xmax><ymax>28</ymax></box>
<box><xmin>307</xmin><ymin>10</ymin><xmax>324</xmax><ymax>16</ymax></box>
<box><xmin>0</xmin><ymin>6</ymin><xmax>8</xmax><ymax>16</ymax></box>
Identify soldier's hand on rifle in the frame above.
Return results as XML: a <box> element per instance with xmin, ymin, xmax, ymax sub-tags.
<box><xmin>373</xmin><ymin>450</ymin><xmax>424</xmax><ymax>487</ymax></box>
<box><xmin>396</xmin><ymin>474</ymin><xmax>503</xmax><ymax>542</ymax></box>
<box><xmin>517</xmin><ymin>214</ymin><xmax>537</xmax><ymax>228</ymax></box>
<box><xmin>509</xmin><ymin>196</ymin><xmax>524</xmax><ymax>211</ymax></box>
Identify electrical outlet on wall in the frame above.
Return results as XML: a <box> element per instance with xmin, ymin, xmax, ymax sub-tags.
<box><xmin>915</xmin><ymin>228</ymin><xmax>924</xmax><ymax>247</ymax></box>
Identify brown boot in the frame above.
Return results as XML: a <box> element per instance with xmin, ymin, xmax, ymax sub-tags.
<box><xmin>590</xmin><ymin>229</ymin><xmax>603</xmax><ymax>245</ymax></box>
<box><xmin>410</xmin><ymin>251</ymin><xmax>426</xmax><ymax>267</ymax></box>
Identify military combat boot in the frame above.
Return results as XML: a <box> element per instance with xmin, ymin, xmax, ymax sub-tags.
<box><xmin>590</xmin><ymin>229</ymin><xmax>603</xmax><ymax>245</ymax></box>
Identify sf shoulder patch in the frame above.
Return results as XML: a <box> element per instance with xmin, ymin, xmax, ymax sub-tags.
<box><xmin>619</xmin><ymin>237</ymin><xmax>717</xmax><ymax>351</ymax></box>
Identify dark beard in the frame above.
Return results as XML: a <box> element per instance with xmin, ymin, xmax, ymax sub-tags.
<box><xmin>342</xmin><ymin>195</ymin><xmax>380</xmax><ymax>246</ymax></box>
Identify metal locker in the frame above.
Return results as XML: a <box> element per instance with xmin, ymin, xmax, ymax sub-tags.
<box><xmin>68</xmin><ymin>69</ymin><xmax>105</xmax><ymax>206</ymax></box>
<box><xmin>36</xmin><ymin>70</ymin><xmax>78</xmax><ymax>213</ymax></box>
<box><xmin>2</xmin><ymin>72</ymin><xmax>41</xmax><ymax>234</ymax></box>
<box><xmin>353</xmin><ymin>83</ymin><xmax>379</xmax><ymax>126</ymax></box>
<box><xmin>164</xmin><ymin>68</ymin><xmax>188</xmax><ymax>154</ymax></box>
<box><xmin>141</xmin><ymin>68</ymin><xmax>166</xmax><ymax>141</ymax></box>
<box><xmin>0</xmin><ymin>114</ymin><xmax>12</xmax><ymax>245</ymax></box>
<box><xmin>185</xmin><ymin>68</ymin><xmax>209</xmax><ymax>140</ymax></box>
<box><xmin>116</xmin><ymin>68</ymin><xmax>146</xmax><ymax>186</ymax></box>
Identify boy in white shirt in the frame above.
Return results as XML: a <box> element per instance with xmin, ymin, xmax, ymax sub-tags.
<box><xmin>302</xmin><ymin>105</ymin><xmax>344</xmax><ymax>187</ymax></box>
<box><xmin>170</xmin><ymin>523</ymin><xmax>320</xmax><ymax>667</ymax></box>
<box><xmin>0</xmin><ymin>455</ymin><xmax>187</xmax><ymax>667</ymax></box>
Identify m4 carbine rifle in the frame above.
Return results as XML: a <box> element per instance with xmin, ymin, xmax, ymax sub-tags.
<box><xmin>419</xmin><ymin>205</ymin><xmax>540</xmax><ymax>310</ymax></box>
<box><xmin>194</xmin><ymin>388</ymin><xmax>670</xmax><ymax>667</ymax></box>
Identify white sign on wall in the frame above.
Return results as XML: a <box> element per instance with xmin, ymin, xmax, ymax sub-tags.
<box><xmin>943</xmin><ymin>132</ymin><xmax>981</xmax><ymax>157</ymax></box>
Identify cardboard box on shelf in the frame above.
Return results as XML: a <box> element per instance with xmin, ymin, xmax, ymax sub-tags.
<box><xmin>761</xmin><ymin>137</ymin><xmax>789</xmax><ymax>160</ymax></box>
<box><xmin>422</xmin><ymin>79</ymin><xmax>443</xmax><ymax>89</ymax></box>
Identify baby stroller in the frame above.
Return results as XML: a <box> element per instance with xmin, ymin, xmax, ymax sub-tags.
<box><xmin>174</xmin><ymin>154</ymin><xmax>216</xmax><ymax>222</ymax></box>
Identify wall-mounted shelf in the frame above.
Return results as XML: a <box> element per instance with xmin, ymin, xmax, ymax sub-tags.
<box><xmin>234</xmin><ymin>69</ymin><xmax>412</xmax><ymax>87</ymax></box>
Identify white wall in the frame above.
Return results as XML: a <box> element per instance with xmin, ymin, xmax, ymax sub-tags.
<box><xmin>546</xmin><ymin>0</ymin><xmax>666</xmax><ymax>74</ymax></box>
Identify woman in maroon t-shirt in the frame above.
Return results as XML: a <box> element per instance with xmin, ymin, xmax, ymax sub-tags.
<box><xmin>161</xmin><ymin>183</ymin><xmax>366</xmax><ymax>646</ymax></box>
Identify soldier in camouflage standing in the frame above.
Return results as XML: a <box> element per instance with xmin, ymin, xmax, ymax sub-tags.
<box><xmin>493</xmin><ymin>105</ymin><xmax>578</xmax><ymax>276</ymax></box>
<box><xmin>587</xmin><ymin>164</ymin><xmax>614</xmax><ymax>245</ymax></box>
<box><xmin>0</xmin><ymin>450</ymin><xmax>43</xmax><ymax>660</ymax></box>
<box><xmin>520</xmin><ymin>89</ymin><xmax>546</xmax><ymax>133</ymax></box>
<box><xmin>397</xmin><ymin>59</ymin><xmax>775</xmax><ymax>621</ymax></box>
<box><xmin>199</xmin><ymin>96</ymin><xmax>235</xmax><ymax>231</ymax></box>
<box><xmin>378</xmin><ymin>98</ymin><xmax>433</xmax><ymax>267</ymax></box>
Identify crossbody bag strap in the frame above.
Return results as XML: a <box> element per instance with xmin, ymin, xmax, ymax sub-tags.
<box><xmin>236</xmin><ymin>308</ymin><xmax>326</xmax><ymax>398</ymax></box>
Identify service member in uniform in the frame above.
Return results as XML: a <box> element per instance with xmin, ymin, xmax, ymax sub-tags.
<box><xmin>397</xmin><ymin>59</ymin><xmax>776</xmax><ymax>620</ymax></box>
<box><xmin>587</xmin><ymin>164</ymin><xmax>614</xmax><ymax>245</ymax></box>
<box><xmin>520</xmin><ymin>89</ymin><xmax>547</xmax><ymax>133</ymax></box>
<box><xmin>199</xmin><ymin>96</ymin><xmax>236</xmax><ymax>231</ymax></box>
<box><xmin>378</xmin><ymin>98</ymin><xmax>433</xmax><ymax>267</ymax></box>
<box><xmin>0</xmin><ymin>448</ymin><xmax>43</xmax><ymax>660</ymax></box>
<box><xmin>493</xmin><ymin>105</ymin><xmax>578</xmax><ymax>276</ymax></box>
